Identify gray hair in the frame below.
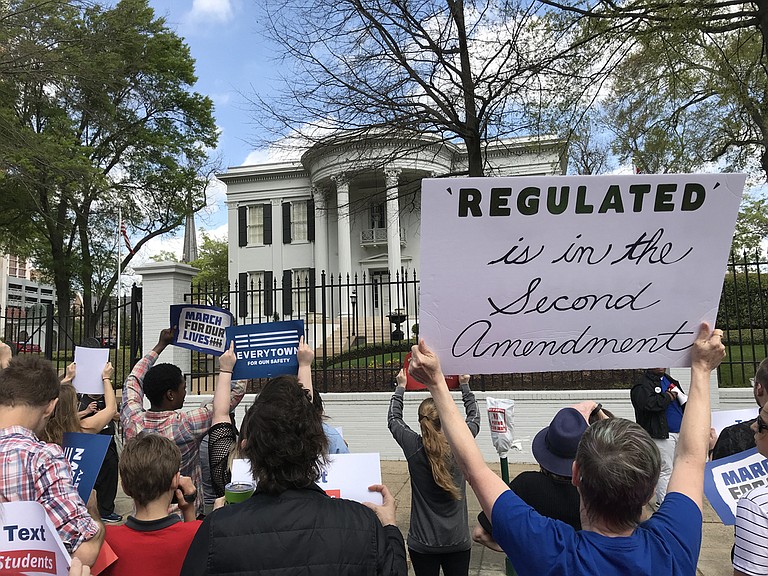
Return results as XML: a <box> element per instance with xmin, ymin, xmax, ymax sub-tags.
<box><xmin>576</xmin><ymin>418</ymin><xmax>660</xmax><ymax>530</ymax></box>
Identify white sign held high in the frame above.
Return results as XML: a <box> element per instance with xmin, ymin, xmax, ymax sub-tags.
<box><xmin>419</xmin><ymin>174</ymin><xmax>745</xmax><ymax>375</ymax></box>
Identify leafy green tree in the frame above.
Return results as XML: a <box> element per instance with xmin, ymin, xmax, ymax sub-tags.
<box><xmin>190</xmin><ymin>234</ymin><xmax>228</xmax><ymax>288</ymax></box>
<box><xmin>0</xmin><ymin>0</ymin><xmax>218</xmax><ymax>336</ymax></box>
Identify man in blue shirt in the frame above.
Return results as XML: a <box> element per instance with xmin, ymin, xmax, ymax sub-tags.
<box><xmin>631</xmin><ymin>367</ymin><xmax>685</xmax><ymax>506</ymax></box>
<box><xmin>408</xmin><ymin>323</ymin><xmax>724</xmax><ymax>576</ymax></box>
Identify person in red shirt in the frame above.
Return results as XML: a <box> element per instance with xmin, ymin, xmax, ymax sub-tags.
<box><xmin>103</xmin><ymin>433</ymin><xmax>202</xmax><ymax>576</ymax></box>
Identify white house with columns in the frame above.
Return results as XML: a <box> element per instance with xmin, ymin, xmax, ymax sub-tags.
<box><xmin>220</xmin><ymin>132</ymin><xmax>567</xmax><ymax>320</ymax></box>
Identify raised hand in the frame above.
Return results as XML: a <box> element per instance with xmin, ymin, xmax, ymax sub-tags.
<box><xmin>408</xmin><ymin>339</ymin><xmax>443</xmax><ymax>387</ymax></box>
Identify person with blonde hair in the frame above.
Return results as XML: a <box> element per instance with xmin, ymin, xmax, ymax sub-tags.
<box><xmin>40</xmin><ymin>361</ymin><xmax>115</xmax><ymax>446</ymax></box>
<box><xmin>388</xmin><ymin>369</ymin><xmax>479</xmax><ymax>576</ymax></box>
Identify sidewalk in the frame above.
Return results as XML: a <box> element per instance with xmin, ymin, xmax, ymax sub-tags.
<box><xmin>112</xmin><ymin>460</ymin><xmax>733</xmax><ymax>575</ymax></box>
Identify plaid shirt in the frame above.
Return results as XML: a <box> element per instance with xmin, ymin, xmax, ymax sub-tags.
<box><xmin>0</xmin><ymin>426</ymin><xmax>99</xmax><ymax>551</ymax></box>
<box><xmin>120</xmin><ymin>351</ymin><xmax>246</xmax><ymax>514</ymax></box>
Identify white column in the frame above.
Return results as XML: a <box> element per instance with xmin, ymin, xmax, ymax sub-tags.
<box><xmin>312</xmin><ymin>185</ymin><xmax>329</xmax><ymax>275</ymax></box>
<box><xmin>133</xmin><ymin>261</ymin><xmax>198</xmax><ymax>389</ymax></box>
<box><xmin>333</xmin><ymin>174</ymin><xmax>352</xmax><ymax>283</ymax></box>
<box><xmin>385</xmin><ymin>168</ymin><xmax>402</xmax><ymax>277</ymax></box>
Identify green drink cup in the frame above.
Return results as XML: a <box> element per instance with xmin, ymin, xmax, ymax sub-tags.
<box><xmin>225</xmin><ymin>481</ymin><xmax>255</xmax><ymax>504</ymax></box>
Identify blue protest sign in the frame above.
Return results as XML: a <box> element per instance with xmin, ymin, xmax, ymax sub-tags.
<box><xmin>170</xmin><ymin>304</ymin><xmax>234</xmax><ymax>356</ymax></box>
<box><xmin>62</xmin><ymin>432</ymin><xmax>111</xmax><ymax>503</ymax></box>
<box><xmin>704</xmin><ymin>447</ymin><xmax>768</xmax><ymax>525</ymax></box>
<box><xmin>225</xmin><ymin>320</ymin><xmax>304</xmax><ymax>380</ymax></box>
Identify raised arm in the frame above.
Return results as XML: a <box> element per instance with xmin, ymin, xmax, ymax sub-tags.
<box><xmin>80</xmin><ymin>362</ymin><xmax>117</xmax><ymax>434</ymax></box>
<box><xmin>388</xmin><ymin>369</ymin><xmax>420</xmax><ymax>453</ymax></box>
<box><xmin>297</xmin><ymin>336</ymin><xmax>314</xmax><ymax>398</ymax></box>
<box><xmin>409</xmin><ymin>340</ymin><xmax>508</xmax><ymax>519</ymax></box>
<box><xmin>459</xmin><ymin>374</ymin><xmax>480</xmax><ymax>437</ymax></box>
<box><xmin>121</xmin><ymin>328</ymin><xmax>174</xmax><ymax>428</ymax></box>
<box><xmin>212</xmin><ymin>342</ymin><xmax>236</xmax><ymax>426</ymax></box>
<box><xmin>666</xmin><ymin>323</ymin><xmax>725</xmax><ymax>510</ymax></box>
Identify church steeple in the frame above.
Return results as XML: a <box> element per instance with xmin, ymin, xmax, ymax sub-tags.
<box><xmin>182</xmin><ymin>211</ymin><xmax>198</xmax><ymax>263</ymax></box>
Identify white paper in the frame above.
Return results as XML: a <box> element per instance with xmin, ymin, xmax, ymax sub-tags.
<box><xmin>318</xmin><ymin>452</ymin><xmax>383</xmax><ymax>505</ymax></box>
<box><xmin>231</xmin><ymin>453</ymin><xmax>384</xmax><ymax>505</ymax></box>
<box><xmin>230</xmin><ymin>458</ymin><xmax>255</xmax><ymax>484</ymax></box>
<box><xmin>712</xmin><ymin>408</ymin><xmax>757</xmax><ymax>437</ymax></box>
<box><xmin>419</xmin><ymin>173</ymin><xmax>745</xmax><ymax>374</ymax></box>
<box><xmin>72</xmin><ymin>347</ymin><xmax>110</xmax><ymax>394</ymax></box>
<box><xmin>0</xmin><ymin>501</ymin><xmax>71</xmax><ymax>575</ymax></box>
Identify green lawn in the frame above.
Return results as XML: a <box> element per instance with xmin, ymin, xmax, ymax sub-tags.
<box><xmin>326</xmin><ymin>350</ymin><xmax>407</xmax><ymax>369</ymax></box>
<box><xmin>719</xmin><ymin>343</ymin><xmax>768</xmax><ymax>387</ymax></box>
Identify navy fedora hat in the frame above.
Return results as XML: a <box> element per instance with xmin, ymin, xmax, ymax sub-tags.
<box><xmin>531</xmin><ymin>407</ymin><xmax>588</xmax><ymax>477</ymax></box>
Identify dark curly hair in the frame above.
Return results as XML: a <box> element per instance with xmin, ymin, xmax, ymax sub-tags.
<box><xmin>143</xmin><ymin>363</ymin><xmax>183</xmax><ymax>406</ymax></box>
<box><xmin>242</xmin><ymin>375</ymin><xmax>328</xmax><ymax>494</ymax></box>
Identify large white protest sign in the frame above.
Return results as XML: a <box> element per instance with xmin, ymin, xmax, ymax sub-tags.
<box><xmin>0</xmin><ymin>501</ymin><xmax>71</xmax><ymax>575</ymax></box>
<box><xmin>420</xmin><ymin>174</ymin><xmax>745</xmax><ymax>374</ymax></box>
<box><xmin>72</xmin><ymin>347</ymin><xmax>110</xmax><ymax>395</ymax></box>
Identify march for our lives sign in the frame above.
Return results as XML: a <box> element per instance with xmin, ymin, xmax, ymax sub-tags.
<box><xmin>225</xmin><ymin>320</ymin><xmax>304</xmax><ymax>380</ymax></box>
<box><xmin>704</xmin><ymin>448</ymin><xmax>768</xmax><ymax>525</ymax></box>
<box><xmin>170</xmin><ymin>304</ymin><xmax>234</xmax><ymax>356</ymax></box>
<box><xmin>62</xmin><ymin>432</ymin><xmax>111</xmax><ymax>503</ymax></box>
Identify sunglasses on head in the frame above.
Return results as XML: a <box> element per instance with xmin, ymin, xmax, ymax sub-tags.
<box><xmin>757</xmin><ymin>411</ymin><xmax>768</xmax><ymax>434</ymax></box>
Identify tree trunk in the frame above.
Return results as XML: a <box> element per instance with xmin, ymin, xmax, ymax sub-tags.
<box><xmin>447</xmin><ymin>0</ymin><xmax>485</xmax><ymax>177</ymax></box>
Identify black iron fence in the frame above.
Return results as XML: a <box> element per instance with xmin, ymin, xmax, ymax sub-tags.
<box><xmin>5</xmin><ymin>250</ymin><xmax>763</xmax><ymax>395</ymax></box>
<box><xmin>185</xmin><ymin>270</ymin><xmax>638</xmax><ymax>393</ymax></box>
<box><xmin>0</xmin><ymin>286</ymin><xmax>143</xmax><ymax>388</ymax></box>
<box><xmin>185</xmin><ymin>251</ymin><xmax>768</xmax><ymax>393</ymax></box>
<box><xmin>717</xmin><ymin>251</ymin><xmax>768</xmax><ymax>387</ymax></box>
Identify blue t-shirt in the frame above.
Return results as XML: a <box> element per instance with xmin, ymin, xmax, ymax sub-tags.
<box><xmin>661</xmin><ymin>375</ymin><xmax>684</xmax><ymax>433</ymax></box>
<box><xmin>323</xmin><ymin>423</ymin><xmax>349</xmax><ymax>454</ymax></box>
<box><xmin>492</xmin><ymin>490</ymin><xmax>702</xmax><ymax>576</ymax></box>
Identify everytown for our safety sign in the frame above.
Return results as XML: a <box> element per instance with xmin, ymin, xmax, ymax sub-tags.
<box><xmin>225</xmin><ymin>320</ymin><xmax>304</xmax><ymax>380</ymax></box>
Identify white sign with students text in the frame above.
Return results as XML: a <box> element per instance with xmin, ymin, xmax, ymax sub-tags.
<box><xmin>419</xmin><ymin>174</ymin><xmax>745</xmax><ymax>374</ymax></box>
<box><xmin>0</xmin><ymin>501</ymin><xmax>71</xmax><ymax>575</ymax></box>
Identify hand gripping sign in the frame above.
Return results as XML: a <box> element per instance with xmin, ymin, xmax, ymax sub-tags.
<box><xmin>486</xmin><ymin>397</ymin><xmax>515</xmax><ymax>457</ymax></box>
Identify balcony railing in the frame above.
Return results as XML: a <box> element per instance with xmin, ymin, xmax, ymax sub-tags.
<box><xmin>360</xmin><ymin>227</ymin><xmax>407</xmax><ymax>247</ymax></box>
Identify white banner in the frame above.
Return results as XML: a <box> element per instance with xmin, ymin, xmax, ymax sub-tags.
<box><xmin>419</xmin><ymin>174</ymin><xmax>744</xmax><ymax>374</ymax></box>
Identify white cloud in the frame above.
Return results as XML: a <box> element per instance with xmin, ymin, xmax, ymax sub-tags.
<box><xmin>241</xmin><ymin>149</ymin><xmax>271</xmax><ymax>166</ymax></box>
<box><xmin>186</xmin><ymin>0</ymin><xmax>233</xmax><ymax>24</ymax></box>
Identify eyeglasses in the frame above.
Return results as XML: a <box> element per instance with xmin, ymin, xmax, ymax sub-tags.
<box><xmin>589</xmin><ymin>403</ymin><xmax>603</xmax><ymax>424</ymax></box>
<box><xmin>757</xmin><ymin>411</ymin><xmax>768</xmax><ymax>434</ymax></box>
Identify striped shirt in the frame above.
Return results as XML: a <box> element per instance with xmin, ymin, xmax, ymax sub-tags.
<box><xmin>120</xmin><ymin>351</ymin><xmax>246</xmax><ymax>514</ymax></box>
<box><xmin>0</xmin><ymin>425</ymin><xmax>99</xmax><ymax>551</ymax></box>
<box><xmin>734</xmin><ymin>484</ymin><xmax>768</xmax><ymax>576</ymax></box>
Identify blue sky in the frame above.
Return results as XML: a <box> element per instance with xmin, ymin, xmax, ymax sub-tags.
<box><xmin>137</xmin><ymin>0</ymin><xmax>279</xmax><ymax>261</ymax></box>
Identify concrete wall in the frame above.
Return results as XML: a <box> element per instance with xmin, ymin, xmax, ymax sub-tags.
<box><xmin>182</xmin><ymin>376</ymin><xmax>751</xmax><ymax>464</ymax></box>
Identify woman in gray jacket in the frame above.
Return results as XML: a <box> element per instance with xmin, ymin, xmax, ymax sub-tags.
<box><xmin>388</xmin><ymin>370</ymin><xmax>480</xmax><ymax>576</ymax></box>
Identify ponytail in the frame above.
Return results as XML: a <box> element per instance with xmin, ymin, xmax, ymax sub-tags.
<box><xmin>418</xmin><ymin>398</ymin><xmax>461</xmax><ymax>500</ymax></box>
